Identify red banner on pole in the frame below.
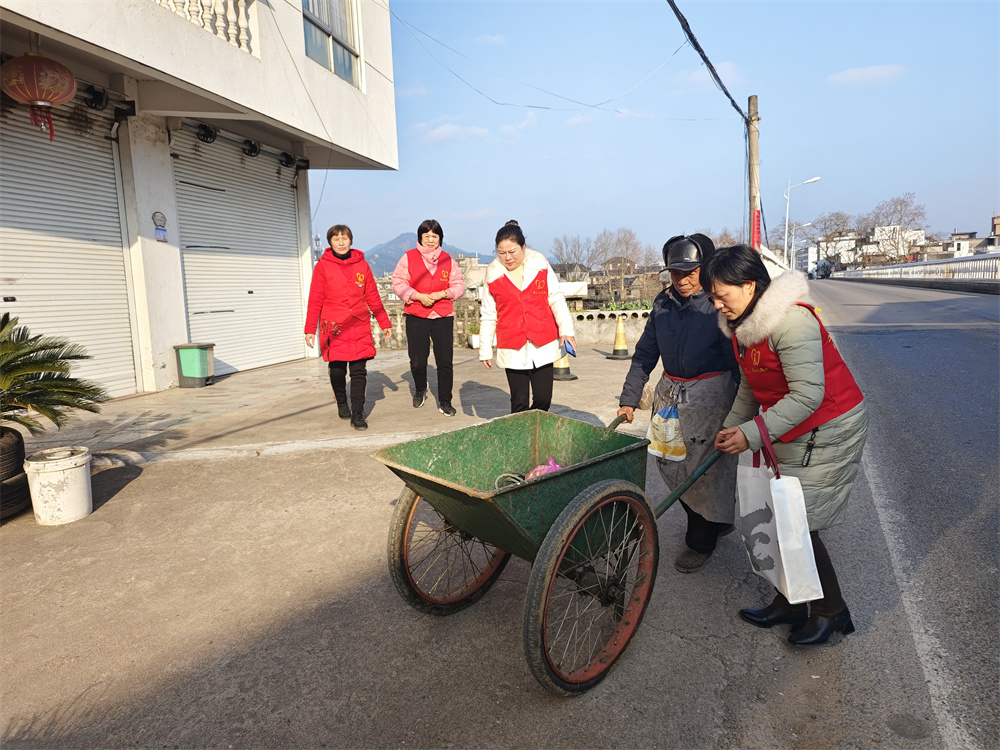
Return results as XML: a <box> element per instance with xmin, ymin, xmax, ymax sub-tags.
<box><xmin>751</xmin><ymin>209</ymin><xmax>762</xmax><ymax>250</ymax></box>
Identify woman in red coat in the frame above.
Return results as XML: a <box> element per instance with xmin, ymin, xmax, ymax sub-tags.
<box><xmin>305</xmin><ymin>225</ymin><xmax>392</xmax><ymax>431</ymax></box>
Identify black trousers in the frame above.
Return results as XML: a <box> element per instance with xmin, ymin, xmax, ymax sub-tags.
<box><xmin>504</xmin><ymin>363</ymin><xmax>554</xmax><ymax>413</ymax></box>
<box><xmin>770</xmin><ymin>531</ymin><xmax>847</xmax><ymax>616</ymax></box>
<box><xmin>328</xmin><ymin>359</ymin><xmax>368</xmax><ymax>413</ymax></box>
<box><xmin>680</xmin><ymin>499</ymin><xmax>732</xmax><ymax>553</ymax></box>
<box><xmin>405</xmin><ymin>315</ymin><xmax>454</xmax><ymax>405</ymax></box>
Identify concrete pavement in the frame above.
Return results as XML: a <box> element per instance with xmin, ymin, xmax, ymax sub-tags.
<box><xmin>0</xmin><ymin>340</ymin><xmax>951</xmax><ymax>748</ymax></box>
<box><xmin>19</xmin><ymin>346</ymin><xmax>633</xmax><ymax>468</ymax></box>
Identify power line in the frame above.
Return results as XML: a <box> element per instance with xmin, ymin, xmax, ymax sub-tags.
<box><xmin>387</xmin><ymin>4</ymin><xmax>732</xmax><ymax>120</ymax></box>
<box><xmin>664</xmin><ymin>0</ymin><xmax>747</xmax><ymax>123</ymax></box>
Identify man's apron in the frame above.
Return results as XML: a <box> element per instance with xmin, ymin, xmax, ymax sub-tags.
<box><xmin>650</xmin><ymin>371</ymin><xmax>738</xmax><ymax>524</ymax></box>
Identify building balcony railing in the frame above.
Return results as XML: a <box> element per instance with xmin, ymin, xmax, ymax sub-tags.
<box><xmin>155</xmin><ymin>0</ymin><xmax>253</xmax><ymax>54</ymax></box>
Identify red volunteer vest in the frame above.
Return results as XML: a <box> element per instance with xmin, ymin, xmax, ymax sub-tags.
<box><xmin>488</xmin><ymin>270</ymin><xmax>559</xmax><ymax>350</ymax></box>
<box><xmin>734</xmin><ymin>303</ymin><xmax>863</xmax><ymax>442</ymax></box>
<box><xmin>405</xmin><ymin>249</ymin><xmax>453</xmax><ymax>318</ymax></box>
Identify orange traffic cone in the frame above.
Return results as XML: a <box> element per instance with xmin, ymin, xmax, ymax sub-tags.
<box><xmin>553</xmin><ymin>352</ymin><xmax>578</xmax><ymax>381</ymax></box>
<box><xmin>606</xmin><ymin>315</ymin><xmax>630</xmax><ymax>360</ymax></box>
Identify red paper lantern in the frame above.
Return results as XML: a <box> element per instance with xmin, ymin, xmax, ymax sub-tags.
<box><xmin>1</xmin><ymin>53</ymin><xmax>77</xmax><ymax>142</ymax></box>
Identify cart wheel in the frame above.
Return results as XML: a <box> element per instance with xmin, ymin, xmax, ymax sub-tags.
<box><xmin>523</xmin><ymin>479</ymin><xmax>658</xmax><ymax>695</ymax></box>
<box><xmin>388</xmin><ymin>487</ymin><xmax>511</xmax><ymax>616</ymax></box>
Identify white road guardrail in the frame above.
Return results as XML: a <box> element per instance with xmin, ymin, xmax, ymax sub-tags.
<box><xmin>833</xmin><ymin>253</ymin><xmax>1000</xmax><ymax>280</ymax></box>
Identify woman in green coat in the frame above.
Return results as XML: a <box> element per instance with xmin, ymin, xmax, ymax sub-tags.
<box><xmin>704</xmin><ymin>244</ymin><xmax>868</xmax><ymax>646</ymax></box>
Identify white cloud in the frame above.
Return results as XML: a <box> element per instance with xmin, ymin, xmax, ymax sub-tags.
<box><xmin>423</xmin><ymin>123</ymin><xmax>489</xmax><ymax>144</ymax></box>
<box><xmin>675</xmin><ymin>61</ymin><xmax>744</xmax><ymax>90</ymax></box>
<box><xmin>501</xmin><ymin>112</ymin><xmax>537</xmax><ymax>138</ymax></box>
<box><xmin>564</xmin><ymin>113</ymin><xmax>593</xmax><ymax>127</ymax></box>
<box><xmin>826</xmin><ymin>64</ymin><xmax>905</xmax><ymax>87</ymax></box>
<box><xmin>475</xmin><ymin>34</ymin><xmax>505</xmax><ymax>45</ymax></box>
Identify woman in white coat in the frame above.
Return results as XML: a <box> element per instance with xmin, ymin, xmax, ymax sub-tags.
<box><xmin>479</xmin><ymin>220</ymin><xmax>576</xmax><ymax>413</ymax></box>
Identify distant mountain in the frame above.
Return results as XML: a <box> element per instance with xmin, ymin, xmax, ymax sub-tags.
<box><xmin>362</xmin><ymin>233</ymin><xmax>489</xmax><ymax>277</ymax></box>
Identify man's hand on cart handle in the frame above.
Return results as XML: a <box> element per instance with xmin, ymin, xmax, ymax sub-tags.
<box><xmin>715</xmin><ymin>426</ymin><xmax>749</xmax><ymax>454</ymax></box>
<box><xmin>616</xmin><ymin>406</ymin><xmax>634</xmax><ymax>424</ymax></box>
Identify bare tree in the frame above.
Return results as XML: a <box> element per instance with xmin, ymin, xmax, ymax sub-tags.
<box><xmin>856</xmin><ymin>193</ymin><xmax>928</xmax><ymax>263</ymax></box>
<box><xmin>694</xmin><ymin>227</ymin><xmax>741</xmax><ymax>248</ymax></box>
<box><xmin>589</xmin><ymin>227</ymin><xmax>647</xmax><ymax>304</ymax></box>
<box><xmin>550</xmin><ymin>235</ymin><xmax>593</xmax><ymax>280</ymax></box>
<box><xmin>807</xmin><ymin>211</ymin><xmax>853</xmax><ymax>243</ymax></box>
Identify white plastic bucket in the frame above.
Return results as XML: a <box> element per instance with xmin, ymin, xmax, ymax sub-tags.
<box><xmin>24</xmin><ymin>446</ymin><xmax>93</xmax><ymax>525</ymax></box>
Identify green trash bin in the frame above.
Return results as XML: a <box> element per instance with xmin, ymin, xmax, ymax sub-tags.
<box><xmin>173</xmin><ymin>343</ymin><xmax>215</xmax><ymax>388</ymax></box>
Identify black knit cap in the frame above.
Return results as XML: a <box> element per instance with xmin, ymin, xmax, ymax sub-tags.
<box><xmin>662</xmin><ymin>233</ymin><xmax>716</xmax><ymax>271</ymax></box>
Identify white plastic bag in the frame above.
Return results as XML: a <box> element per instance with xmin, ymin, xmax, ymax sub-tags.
<box><xmin>647</xmin><ymin>402</ymin><xmax>686</xmax><ymax>461</ymax></box>
<box><xmin>737</xmin><ymin>416</ymin><xmax>823</xmax><ymax>604</ymax></box>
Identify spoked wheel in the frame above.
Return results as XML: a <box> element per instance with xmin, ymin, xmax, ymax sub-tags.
<box><xmin>523</xmin><ymin>479</ymin><xmax>659</xmax><ymax>695</ymax></box>
<box><xmin>388</xmin><ymin>487</ymin><xmax>511</xmax><ymax>615</ymax></box>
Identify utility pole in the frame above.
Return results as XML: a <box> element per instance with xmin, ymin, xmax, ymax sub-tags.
<box><xmin>747</xmin><ymin>95</ymin><xmax>761</xmax><ymax>251</ymax></box>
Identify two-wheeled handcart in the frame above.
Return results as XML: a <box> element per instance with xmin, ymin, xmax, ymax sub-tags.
<box><xmin>373</xmin><ymin>410</ymin><xmax>721</xmax><ymax>696</ymax></box>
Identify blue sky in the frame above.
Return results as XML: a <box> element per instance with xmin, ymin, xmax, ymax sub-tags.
<box><xmin>309</xmin><ymin>1</ymin><xmax>999</xmax><ymax>256</ymax></box>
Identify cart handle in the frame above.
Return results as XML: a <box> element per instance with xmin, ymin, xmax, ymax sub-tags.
<box><xmin>607</xmin><ymin>414</ymin><xmax>628</xmax><ymax>431</ymax></box>
<box><xmin>653</xmin><ymin>449</ymin><xmax>723</xmax><ymax>519</ymax></box>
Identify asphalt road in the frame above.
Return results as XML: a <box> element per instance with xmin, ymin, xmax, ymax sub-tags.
<box><xmin>807</xmin><ymin>280</ymin><xmax>999</xmax><ymax>749</ymax></box>
<box><xmin>2</xmin><ymin>279</ymin><xmax>997</xmax><ymax>749</ymax></box>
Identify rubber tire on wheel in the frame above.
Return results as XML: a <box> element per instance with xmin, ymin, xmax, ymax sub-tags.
<box><xmin>0</xmin><ymin>427</ymin><xmax>26</xmax><ymax>481</ymax></box>
<box><xmin>388</xmin><ymin>487</ymin><xmax>511</xmax><ymax>616</ymax></box>
<box><xmin>523</xmin><ymin>479</ymin><xmax>658</xmax><ymax>695</ymax></box>
<box><xmin>1</xmin><ymin>472</ymin><xmax>31</xmax><ymax>520</ymax></box>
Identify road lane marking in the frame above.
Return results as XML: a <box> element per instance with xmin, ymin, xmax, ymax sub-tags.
<box><xmin>862</xmin><ymin>452</ymin><xmax>978</xmax><ymax>750</ymax></box>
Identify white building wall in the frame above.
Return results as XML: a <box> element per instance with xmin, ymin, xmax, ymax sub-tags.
<box><xmin>0</xmin><ymin>0</ymin><xmax>398</xmax><ymax>170</ymax></box>
<box><xmin>114</xmin><ymin>76</ymin><xmax>190</xmax><ymax>391</ymax></box>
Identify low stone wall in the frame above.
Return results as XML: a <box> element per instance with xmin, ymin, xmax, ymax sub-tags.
<box><xmin>373</xmin><ymin>301</ymin><xmax>653</xmax><ymax>351</ymax></box>
<box><xmin>372</xmin><ymin>299</ymin><xmax>481</xmax><ymax>350</ymax></box>
<box><xmin>568</xmin><ymin>310</ymin><xmax>651</xmax><ymax>346</ymax></box>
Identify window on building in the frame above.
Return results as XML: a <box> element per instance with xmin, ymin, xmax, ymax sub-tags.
<box><xmin>303</xmin><ymin>0</ymin><xmax>359</xmax><ymax>86</ymax></box>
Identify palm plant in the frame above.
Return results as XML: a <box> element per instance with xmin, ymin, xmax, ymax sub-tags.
<box><xmin>0</xmin><ymin>312</ymin><xmax>108</xmax><ymax>436</ymax></box>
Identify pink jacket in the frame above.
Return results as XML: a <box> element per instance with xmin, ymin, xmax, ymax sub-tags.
<box><xmin>391</xmin><ymin>247</ymin><xmax>466</xmax><ymax>318</ymax></box>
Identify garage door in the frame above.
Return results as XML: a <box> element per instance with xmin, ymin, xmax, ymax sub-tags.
<box><xmin>171</xmin><ymin>126</ymin><xmax>304</xmax><ymax>376</ymax></box>
<box><xmin>0</xmin><ymin>97</ymin><xmax>138</xmax><ymax>397</ymax></box>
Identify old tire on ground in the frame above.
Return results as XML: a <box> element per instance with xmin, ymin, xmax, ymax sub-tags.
<box><xmin>523</xmin><ymin>479</ymin><xmax>658</xmax><ymax>695</ymax></box>
<box><xmin>0</xmin><ymin>426</ymin><xmax>26</xmax><ymax>481</ymax></box>
<box><xmin>0</xmin><ymin>472</ymin><xmax>31</xmax><ymax>520</ymax></box>
<box><xmin>388</xmin><ymin>487</ymin><xmax>511</xmax><ymax>616</ymax></box>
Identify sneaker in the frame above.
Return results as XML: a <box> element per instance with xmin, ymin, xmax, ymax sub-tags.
<box><xmin>337</xmin><ymin>403</ymin><xmax>351</xmax><ymax>419</ymax></box>
<box><xmin>674</xmin><ymin>547</ymin><xmax>713</xmax><ymax>573</ymax></box>
<box><xmin>439</xmin><ymin>403</ymin><xmax>457</xmax><ymax>417</ymax></box>
<box><xmin>351</xmin><ymin>412</ymin><xmax>368</xmax><ymax>431</ymax></box>
<box><xmin>413</xmin><ymin>390</ymin><xmax>427</xmax><ymax>408</ymax></box>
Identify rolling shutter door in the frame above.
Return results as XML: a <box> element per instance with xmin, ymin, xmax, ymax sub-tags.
<box><xmin>171</xmin><ymin>127</ymin><xmax>304</xmax><ymax>375</ymax></box>
<box><xmin>0</xmin><ymin>98</ymin><xmax>138</xmax><ymax>397</ymax></box>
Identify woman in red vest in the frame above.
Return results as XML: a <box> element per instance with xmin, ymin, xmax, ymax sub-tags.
<box><xmin>480</xmin><ymin>220</ymin><xmax>576</xmax><ymax>413</ymax></box>
<box><xmin>305</xmin><ymin>224</ymin><xmax>392</xmax><ymax>431</ymax></box>
<box><xmin>392</xmin><ymin>219</ymin><xmax>466</xmax><ymax>416</ymax></box>
<box><xmin>704</xmin><ymin>244</ymin><xmax>868</xmax><ymax>646</ymax></box>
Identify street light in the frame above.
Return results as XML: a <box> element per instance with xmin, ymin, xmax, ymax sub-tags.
<box><xmin>790</xmin><ymin>222</ymin><xmax>812</xmax><ymax>270</ymax></box>
<box><xmin>784</xmin><ymin>176</ymin><xmax>821</xmax><ymax>267</ymax></box>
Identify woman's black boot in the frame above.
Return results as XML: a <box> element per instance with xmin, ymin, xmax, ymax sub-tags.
<box><xmin>788</xmin><ymin>607</ymin><xmax>855</xmax><ymax>646</ymax></box>
<box><xmin>739</xmin><ymin>597</ymin><xmax>808</xmax><ymax>629</ymax></box>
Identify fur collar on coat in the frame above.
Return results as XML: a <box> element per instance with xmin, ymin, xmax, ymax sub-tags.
<box><xmin>718</xmin><ymin>270</ymin><xmax>811</xmax><ymax>346</ymax></box>
<box><xmin>485</xmin><ymin>247</ymin><xmax>551</xmax><ymax>284</ymax></box>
